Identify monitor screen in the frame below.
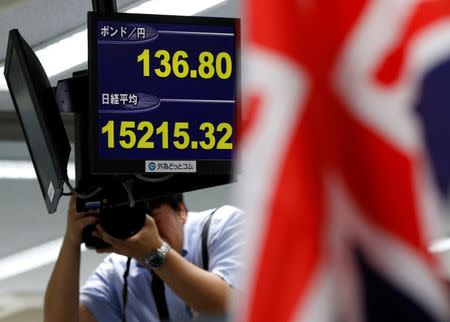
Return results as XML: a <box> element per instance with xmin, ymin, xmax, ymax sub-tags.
<box><xmin>88</xmin><ymin>12</ymin><xmax>240</xmax><ymax>175</ymax></box>
<box><xmin>3</xmin><ymin>29</ymin><xmax>71</xmax><ymax>214</ymax></box>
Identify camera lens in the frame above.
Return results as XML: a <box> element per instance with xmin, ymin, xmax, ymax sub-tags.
<box><xmin>100</xmin><ymin>203</ymin><xmax>147</xmax><ymax>239</ymax></box>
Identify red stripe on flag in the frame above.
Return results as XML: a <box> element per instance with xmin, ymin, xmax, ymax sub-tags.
<box><xmin>238</xmin><ymin>93</ymin><xmax>263</xmax><ymax>145</ymax></box>
<box><xmin>244</xmin><ymin>99</ymin><xmax>325</xmax><ymax>322</ymax></box>
<box><xmin>242</xmin><ymin>2</ymin><xmax>374</xmax><ymax>321</ymax></box>
<box><xmin>327</xmin><ymin>96</ymin><xmax>435</xmax><ymax>264</ymax></box>
<box><xmin>375</xmin><ymin>0</ymin><xmax>450</xmax><ymax>85</ymax></box>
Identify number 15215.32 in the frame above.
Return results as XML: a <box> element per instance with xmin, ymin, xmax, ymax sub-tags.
<box><xmin>101</xmin><ymin>120</ymin><xmax>234</xmax><ymax>150</ymax></box>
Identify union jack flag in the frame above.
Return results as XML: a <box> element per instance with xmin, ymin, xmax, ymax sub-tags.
<box><xmin>234</xmin><ymin>1</ymin><xmax>450</xmax><ymax>321</ymax></box>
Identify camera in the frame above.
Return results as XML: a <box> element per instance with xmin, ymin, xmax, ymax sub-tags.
<box><xmin>82</xmin><ymin>202</ymin><xmax>147</xmax><ymax>249</ymax></box>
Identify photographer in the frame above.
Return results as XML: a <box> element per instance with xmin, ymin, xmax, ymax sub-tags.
<box><xmin>44</xmin><ymin>193</ymin><xmax>244</xmax><ymax>322</ymax></box>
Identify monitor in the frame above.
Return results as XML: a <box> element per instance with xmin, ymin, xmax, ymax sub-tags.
<box><xmin>3</xmin><ymin>29</ymin><xmax>71</xmax><ymax>214</ymax></box>
<box><xmin>87</xmin><ymin>12</ymin><xmax>240</xmax><ymax>175</ymax></box>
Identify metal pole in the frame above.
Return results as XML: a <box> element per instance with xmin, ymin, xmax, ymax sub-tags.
<box><xmin>92</xmin><ymin>0</ymin><xmax>117</xmax><ymax>14</ymax></box>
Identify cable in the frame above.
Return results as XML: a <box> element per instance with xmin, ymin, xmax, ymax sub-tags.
<box><xmin>65</xmin><ymin>180</ymin><xmax>76</xmax><ymax>193</ymax></box>
<box><xmin>65</xmin><ymin>180</ymin><xmax>102</xmax><ymax>199</ymax></box>
<box><xmin>135</xmin><ymin>173</ymin><xmax>175</xmax><ymax>183</ymax></box>
<box><xmin>62</xmin><ymin>179</ymin><xmax>73</xmax><ymax>195</ymax></box>
<box><xmin>120</xmin><ymin>180</ymin><xmax>135</xmax><ymax>208</ymax></box>
<box><xmin>122</xmin><ymin>257</ymin><xmax>132</xmax><ymax>322</ymax></box>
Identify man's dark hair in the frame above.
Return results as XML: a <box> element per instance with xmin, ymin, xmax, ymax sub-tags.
<box><xmin>145</xmin><ymin>193</ymin><xmax>184</xmax><ymax>212</ymax></box>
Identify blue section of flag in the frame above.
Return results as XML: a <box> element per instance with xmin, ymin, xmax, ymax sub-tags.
<box><xmin>416</xmin><ymin>58</ymin><xmax>450</xmax><ymax>198</ymax></box>
<box><xmin>355</xmin><ymin>249</ymin><xmax>438</xmax><ymax>322</ymax></box>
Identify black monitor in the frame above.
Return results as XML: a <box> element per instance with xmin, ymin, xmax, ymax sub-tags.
<box><xmin>3</xmin><ymin>29</ymin><xmax>71</xmax><ymax>213</ymax></box>
<box><xmin>87</xmin><ymin>12</ymin><xmax>240</xmax><ymax>176</ymax></box>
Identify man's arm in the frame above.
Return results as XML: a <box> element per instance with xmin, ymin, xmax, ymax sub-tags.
<box><xmin>154</xmin><ymin>248</ymin><xmax>233</xmax><ymax>313</ymax></box>
<box><xmin>153</xmin><ymin>208</ymin><xmax>243</xmax><ymax>314</ymax></box>
<box><xmin>43</xmin><ymin>195</ymin><xmax>98</xmax><ymax>322</ymax></box>
<box><xmin>94</xmin><ymin>214</ymin><xmax>239</xmax><ymax>314</ymax></box>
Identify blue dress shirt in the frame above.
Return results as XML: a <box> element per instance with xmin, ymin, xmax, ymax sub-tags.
<box><xmin>80</xmin><ymin>205</ymin><xmax>244</xmax><ymax>322</ymax></box>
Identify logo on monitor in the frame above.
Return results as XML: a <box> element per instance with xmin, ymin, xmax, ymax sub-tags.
<box><xmin>148</xmin><ymin>162</ymin><xmax>156</xmax><ymax>171</ymax></box>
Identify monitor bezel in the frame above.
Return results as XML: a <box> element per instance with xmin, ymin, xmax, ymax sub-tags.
<box><xmin>87</xmin><ymin>11</ymin><xmax>241</xmax><ymax>175</ymax></box>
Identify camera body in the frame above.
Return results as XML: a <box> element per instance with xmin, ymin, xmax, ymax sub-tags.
<box><xmin>82</xmin><ymin>202</ymin><xmax>147</xmax><ymax>249</ymax></box>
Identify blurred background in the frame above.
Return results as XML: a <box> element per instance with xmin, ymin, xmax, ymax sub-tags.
<box><xmin>0</xmin><ymin>0</ymin><xmax>239</xmax><ymax>321</ymax></box>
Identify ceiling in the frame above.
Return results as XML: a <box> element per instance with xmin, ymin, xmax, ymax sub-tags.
<box><xmin>0</xmin><ymin>0</ymin><xmax>240</xmax><ymax>320</ymax></box>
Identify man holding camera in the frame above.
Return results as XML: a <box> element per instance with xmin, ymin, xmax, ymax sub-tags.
<box><xmin>43</xmin><ymin>193</ymin><xmax>244</xmax><ymax>322</ymax></box>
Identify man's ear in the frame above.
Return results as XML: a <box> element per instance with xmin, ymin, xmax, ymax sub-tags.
<box><xmin>178</xmin><ymin>202</ymin><xmax>188</xmax><ymax>224</ymax></box>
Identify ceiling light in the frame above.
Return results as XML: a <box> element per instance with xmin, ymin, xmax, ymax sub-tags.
<box><xmin>127</xmin><ymin>0</ymin><xmax>227</xmax><ymax>15</ymax></box>
<box><xmin>0</xmin><ymin>0</ymin><xmax>227</xmax><ymax>91</ymax></box>
<box><xmin>0</xmin><ymin>66</ymin><xmax>5</xmax><ymax>90</ymax></box>
<box><xmin>0</xmin><ymin>160</ymin><xmax>75</xmax><ymax>180</ymax></box>
<box><xmin>0</xmin><ymin>237</ymin><xmax>87</xmax><ymax>281</ymax></box>
<box><xmin>35</xmin><ymin>30</ymin><xmax>88</xmax><ymax>80</ymax></box>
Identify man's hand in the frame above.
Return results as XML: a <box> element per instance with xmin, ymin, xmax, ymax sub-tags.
<box><xmin>45</xmin><ymin>195</ymin><xmax>99</xmax><ymax>322</ymax></box>
<box><xmin>93</xmin><ymin>215</ymin><xmax>164</xmax><ymax>263</ymax></box>
<box><xmin>65</xmin><ymin>195</ymin><xmax>99</xmax><ymax>247</ymax></box>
